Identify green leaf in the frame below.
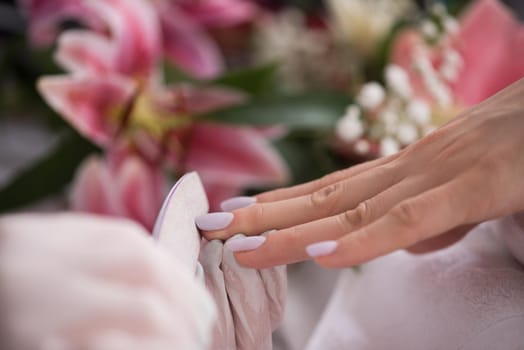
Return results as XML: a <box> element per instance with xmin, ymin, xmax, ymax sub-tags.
<box><xmin>201</xmin><ymin>92</ymin><xmax>351</xmax><ymax>130</ymax></box>
<box><xmin>212</xmin><ymin>63</ymin><xmax>278</xmax><ymax>96</ymax></box>
<box><xmin>163</xmin><ymin>60</ymin><xmax>195</xmax><ymax>85</ymax></box>
<box><xmin>273</xmin><ymin>131</ymin><xmax>356</xmax><ymax>185</ymax></box>
<box><xmin>0</xmin><ymin>130</ymin><xmax>98</xmax><ymax>212</ymax></box>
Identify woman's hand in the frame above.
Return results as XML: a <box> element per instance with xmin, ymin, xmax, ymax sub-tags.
<box><xmin>0</xmin><ymin>213</ymin><xmax>215</xmax><ymax>350</ymax></box>
<box><xmin>197</xmin><ymin>78</ymin><xmax>524</xmax><ymax>269</ymax></box>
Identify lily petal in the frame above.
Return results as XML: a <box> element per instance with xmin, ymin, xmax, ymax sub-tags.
<box><xmin>85</xmin><ymin>0</ymin><xmax>161</xmax><ymax>77</ymax></box>
<box><xmin>185</xmin><ymin>123</ymin><xmax>289</xmax><ymax>189</ymax></box>
<box><xmin>38</xmin><ymin>74</ymin><xmax>136</xmax><ymax>146</ymax></box>
<box><xmin>453</xmin><ymin>0</ymin><xmax>524</xmax><ymax>105</ymax></box>
<box><xmin>177</xmin><ymin>0</ymin><xmax>257</xmax><ymax>28</ymax></box>
<box><xmin>116</xmin><ymin>155</ymin><xmax>166</xmax><ymax>231</ymax></box>
<box><xmin>54</xmin><ymin>30</ymin><xmax>116</xmax><ymax>74</ymax></box>
<box><xmin>159</xmin><ymin>6</ymin><xmax>224</xmax><ymax>79</ymax></box>
<box><xmin>201</xmin><ymin>180</ymin><xmax>243</xmax><ymax>211</ymax></box>
<box><xmin>70</xmin><ymin>156</ymin><xmax>123</xmax><ymax>216</ymax></box>
<box><xmin>71</xmin><ymin>153</ymin><xmax>166</xmax><ymax>232</ymax></box>
<box><xmin>18</xmin><ymin>0</ymin><xmax>101</xmax><ymax>46</ymax></box>
<box><xmin>161</xmin><ymin>85</ymin><xmax>247</xmax><ymax>115</ymax></box>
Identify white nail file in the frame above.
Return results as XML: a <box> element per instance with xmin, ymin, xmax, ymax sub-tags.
<box><xmin>153</xmin><ymin>172</ymin><xmax>209</xmax><ymax>273</ymax></box>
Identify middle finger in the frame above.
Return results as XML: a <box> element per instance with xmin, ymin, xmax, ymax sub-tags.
<box><xmin>232</xmin><ymin>175</ymin><xmax>433</xmax><ymax>268</ymax></box>
<box><xmin>201</xmin><ymin>162</ymin><xmax>404</xmax><ymax>240</ymax></box>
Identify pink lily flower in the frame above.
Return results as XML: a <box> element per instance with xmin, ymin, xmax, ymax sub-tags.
<box><xmin>391</xmin><ymin>0</ymin><xmax>524</xmax><ymax>108</ymax></box>
<box><xmin>156</xmin><ymin>0</ymin><xmax>257</xmax><ymax>78</ymax></box>
<box><xmin>18</xmin><ymin>0</ymin><xmax>102</xmax><ymax>47</ymax></box>
<box><xmin>70</xmin><ymin>148</ymin><xmax>167</xmax><ymax>231</ymax></box>
<box><xmin>185</xmin><ymin>123</ymin><xmax>289</xmax><ymax>209</ymax></box>
<box><xmin>451</xmin><ymin>0</ymin><xmax>524</xmax><ymax>105</ymax></box>
<box><xmin>38</xmin><ymin>0</ymin><xmax>287</xmax><ymax>223</ymax></box>
<box><xmin>20</xmin><ymin>0</ymin><xmax>257</xmax><ymax>78</ymax></box>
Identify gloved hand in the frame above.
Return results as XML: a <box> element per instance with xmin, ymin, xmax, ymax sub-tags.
<box><xmin>0</xmin><ymin>213</ymin><xmax>216</xmax><ymax>350</ymax></box>
<box><xmin>200</xmin><ymin>235</ymin><xmax>286</xmax><ymax>350</ymax></box>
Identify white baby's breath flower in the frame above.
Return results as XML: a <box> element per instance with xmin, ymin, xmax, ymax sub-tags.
<box><xmin>440</xmin><ymin>63</ymin><xmax>458</xmax><ymax>82</ymax></box>
<box><xmin>336</xmin><ymin>105</ymin><xmax>364</xmax><ymax>142</ymax></box>
<box><xmin>385</xmin><ymin>64</ymin><xmax>412</xmax><ymax>99</ymax></box>
<box><xmin>421</xmin><ymin>20</ymin><xmax>438</xmax><ymax>40</ymax></box>
<box><xmin>413</xmin><ymin>52</ymin><xmax>452</xmax><ymax>107</ymax></box>
<box><xmin>440</xmin><ymin>48</ymin><xmax>463</xmax><ymax>82</ymax></box>
<box><xmin>357</xmin><ymin>82</ymin><xmax>386</xmax><ymax>110</ymax></box>
<box><xmin>406</xmin><ymin>99</ymin><xmax>431</xmax><ymax>125</ymax></box>
<box><xmin>353</xmin><ymin>139</ymin><xmax>371</xmax><ymax>155</ymax></box>
<box><xmin>380</xmin><ymin>108</ymin><xmax>399</xmax><ymax>124</ymax></box>
<box><xmin>380</xmin><ymin>109</ymin><xmax>399</xmax><ymax>134</ymax></box>
<box><xmin>345</xmin><ymin>104</ymin><xmax>361</xmax><ymax>120</ymax></box>
<box><xmin>396</xmin><ymin>122</ymin><xmax>419</xmax><ymax>145</ymax></box>
<box><xmin>254</xmin><ymin>9</ymin><xmax>335</xmax><ymax>92</ymax></box>
<box><xmin>380</xmin><ymin>137</ymin><xmax>400</xmax><ymax>157</ymax></box>
<box><xmin>442</xmin><ymin>16</ymin><xmax>460</xmax><ymax>35</ymax></box>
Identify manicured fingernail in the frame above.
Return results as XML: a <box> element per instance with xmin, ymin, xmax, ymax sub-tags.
<box><xmin>225</xmin><ymin>236</ymin><xmax>266</xmax><ymax>252</ymax></box>
<box><xmin>220</xmin><ymin>196</ymin><xmax>256</xmax><ymax>212</ymax></box>
<box><xmin>306</xmin><ymin>241</ymin><xmax>338</xmax><ymax>257</ymax></box>
<box><xmin>195</xmin><ymin>212</ymin><xmax>233</xmax><ymax>231</ymax></box>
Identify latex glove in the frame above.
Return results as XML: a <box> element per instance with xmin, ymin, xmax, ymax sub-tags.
<box><xmin>199</xmin><ymin>236</ymin><xmax>286</xmax><ymax>350</ymax></box>
<box><xmin>199</xmin><ymin>78</ymin><xmax>524</xmax><ymax>269</ymax></box>
<box><xmin>0</xmin><ymin>213</ymin><xmax>216</xmax><ymax>350</ymax></box>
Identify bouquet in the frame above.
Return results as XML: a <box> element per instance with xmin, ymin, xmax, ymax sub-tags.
<box><xmin>1</xmin><ymin>0</ymin><xmax>522</xmax><ymax>231</ymax></box>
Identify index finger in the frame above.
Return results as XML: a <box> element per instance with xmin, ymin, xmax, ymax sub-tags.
<box><xmin>256</xmin><ymin>153</ymin><xmax>399</xmax><ymax>203</ymax></box>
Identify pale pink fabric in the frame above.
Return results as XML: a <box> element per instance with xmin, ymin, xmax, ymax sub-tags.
<box><xmin>305</xmin><ymin>215</ymin><xmax>524</xmax><ymax>349</ymax></box>
<box><xmin>155</xmin><ymin>172</ymin><xmax>287</xmax><ymax>349</ymax></box>
<box><xmin>200</xmin><ymin>237</ymin><xmax>287</xmax><ymax>350</ymax></box>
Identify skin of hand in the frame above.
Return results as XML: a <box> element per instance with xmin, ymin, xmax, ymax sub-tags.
<box><xmin>0</xmin><ymin>213</ymin><xmax>216</xmax><ymax>350</ymax></box>
<box><xmin>201</xmin><ymin>77</ymin><xmax>524</xmax><ymax>269</ymax></box>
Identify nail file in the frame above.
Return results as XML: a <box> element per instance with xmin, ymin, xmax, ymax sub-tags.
<box><xmin>153</xmin><ymin>172</ymin><xmax>209</xmax><ymax>273</ymax></box>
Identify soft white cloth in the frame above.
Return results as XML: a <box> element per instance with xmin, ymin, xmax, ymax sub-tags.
<box><xmin>304</xmin><ymin>214</ymin><xmax>524</xmax><ymax>349</ymax></box>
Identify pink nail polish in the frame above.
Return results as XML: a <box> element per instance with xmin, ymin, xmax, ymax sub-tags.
<box><xmin>306</xmin><ymin>241</ymin><xmax>338</xmax><ymax>257</ymax></box>
<box><xmin>195</xmin><ymin>212</ymin><xmax>233</xmax><ymax>231</ymax></box>
<box><xmin>225</xmin><ymin>236</ymin><xmax>266</xmax><ymax>252</ymax></box>
<box><xmin>220</xmin><ymin>196</ymin><xmax>256</xmax><ymax>212</ymax></box>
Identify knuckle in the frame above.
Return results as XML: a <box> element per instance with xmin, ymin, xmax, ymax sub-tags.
<box><xmin>374</xmin><ymin>164</ymin><xmax>400</xmax><ymax>185</ymax></box>
<box><xmin>337</xmin><ymin>200</ymin><xmax>371</xmax><ymax>231</ymax></box>
<box><xmin>253</xmin><ymin>204</ymin><xmax>266</xmax><ymax>223</ymax></box>
<box><xmin>478</xmin><ymin>154</ymin><xmax>505</xmax><ymax>175</ymax></box>
<box><xmin>390</xmin><ymin>200</ymin><xmax>420</xmax><ymax>229</ymax></box>
<box><xmin>319</xmin><ymin>171</ymin><xmax>341</xmax><ymax>187</ymax></box>
<box><xmin>244</xmin><ymin>204</ymin><xmax>266</xmax><ymax>232</ymax></box>
<box><xmin>283</xmin><ymin>226</ymin><xmax>301</xmax><ymax>245</ymax></box>
<box><xmin>309</xmin><ymin>182</ymin><xmax>343</xmax><ymax>214</ymax></box>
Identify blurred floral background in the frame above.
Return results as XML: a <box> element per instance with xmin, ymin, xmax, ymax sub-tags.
<box><xmin>1</xmin><ymin>0</ymin><xmax>523</xmax><ymax>231</ymax></box>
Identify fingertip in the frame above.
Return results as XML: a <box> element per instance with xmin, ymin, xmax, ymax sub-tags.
<box><xmin>220</xmin><ymin>196</ymin><xmax>256</xmax><ymax>212</ymax></box>
<box><xmin>232</xmin><ymin>251</ymin><xmax>266</xmax><ymax>269</ymax></box>
<box><xmin>195</xmin><ymin>212</ymin><xmax>233</xmax><ymax>231</ymax></box>
<box><xmin>313</xmin><ymin>257</ymin><xmax>342</xmax><ymax>269</ymax></box>
<box><xmin>201</xmin><ymin>230</ymin><xmax>228</xmax><ymax>240</ymax></box>
<box><xmin>311</xmin><ymin>237</ymin><xmax>364</xmax><ymax>268</ymax></box>
<box><xmin>314</xmin><ymin>254</ymin><xmax>358</xmax><ymax>269</ymax></box>
<box><xmin>305</xmin><ymin>240</ymin><xmax>338</xmax><ymax>258</ymax></box>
